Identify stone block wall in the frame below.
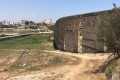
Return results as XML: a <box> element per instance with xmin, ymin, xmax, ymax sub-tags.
<box><xmin>80</xmin><ymin>10</ymin><xmax>115</xmax><ymax>53</ymax></box>
<box><xmin>54</xmin><ymin>19</ymin><xmax>66</xmax><ymax>50</ymax></box>
<box><xmin>80</xmin><ymin>14</ymin><xmax>103</xmax><ymax>53</ymax></box>
<box><xmin>54</xmin><ymin>9</ymin><xmax>119</xmax><ymax>53</ymax></box>
<box><xmin>54</xmin><ymin>17</ymin><xmax>80</xmax><ymax>52</ymax></box>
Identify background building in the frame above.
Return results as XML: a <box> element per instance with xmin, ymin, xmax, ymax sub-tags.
<box><xmin>2</xmin><ymin>20</ymin><xmax>10</xmax><ymax>25</ymax></box>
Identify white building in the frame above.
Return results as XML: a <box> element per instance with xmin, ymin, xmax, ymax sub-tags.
<box><xmin>43</xmin><ymin>19</ymin><xmax>52</xmax><ymax>25</ymax></box>
<box><xmin>9</xmin><ymin>21</ymin><xmax>15</xmax><ymax>25</ymax></box>
<box><xmin>21</xmin><ymin>20</ymin><xmax>27</xmax><ymax>26</ymax></box>
<box><xmin>2</xmin><ymin>20</ymin><xmax>10</xmax><ymax>25</ymax></box>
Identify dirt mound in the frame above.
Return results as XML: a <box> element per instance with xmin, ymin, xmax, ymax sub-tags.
<box><xmin>0</xmin><ymin>50</ymin><xmax>110</xmax><ymax>80</ymax></box>
<box><xmin>0</xmin><ymin>50</ymin><xmax>81</xmax><ymax>80</ymax></box>
<box><xmin>10</xmin><ymin>50</ymin><xmax>80</xmax><ymax>71</ymax></box>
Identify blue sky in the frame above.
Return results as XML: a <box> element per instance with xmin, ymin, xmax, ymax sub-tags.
<box><xmin>0</xmin><ymin>0</ymin><xmax>120</xmax><ymax>22</ymax></box>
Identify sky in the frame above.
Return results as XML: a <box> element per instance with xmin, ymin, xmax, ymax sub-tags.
<box><xmin>0</xmin><ymin>0</ymin><xmax>120</xmax><ymax>22</ymax></box>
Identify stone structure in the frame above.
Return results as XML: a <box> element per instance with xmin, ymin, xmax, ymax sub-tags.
<box><xmin>54</xmin><ymin>9</ymin><xmax>117</xmax><ymax>53</ymax></box>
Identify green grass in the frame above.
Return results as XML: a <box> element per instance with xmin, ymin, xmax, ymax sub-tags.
<box><xmin>50</xmin><ymin>56</ymin><xmax>62</xmax><ymax>64</ymax></box>
<box><xmin>0</xmin><ymin>34</ymin><xmax>54</xmax><ymax>50</ymax></box>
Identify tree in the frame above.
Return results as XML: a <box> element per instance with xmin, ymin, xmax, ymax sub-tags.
<box><xmin>25</xmin><ymin>21</ymin><xmax>30</xmax><ymax>26</ymax></box>
<box><xmin>98</xmin><ymin>9</ymin><xmax>120</xmax><ymax>57</ymax></box>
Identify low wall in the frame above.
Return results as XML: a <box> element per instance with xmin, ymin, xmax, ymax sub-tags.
<box><xmin>0</xmin><ymin>33</ymin><xmax>31</xmax><ymax>41</ymax></box>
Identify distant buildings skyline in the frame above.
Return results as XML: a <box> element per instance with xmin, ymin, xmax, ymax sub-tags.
<box><xmin>0</xmin><ymin>19</ymin><xmax>55</xmax><ymax>26</ymax></box>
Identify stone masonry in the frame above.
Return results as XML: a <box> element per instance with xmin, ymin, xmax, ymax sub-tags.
<box><xmin>54</xmin><ymin>9</ymin><xmax>118</xmax><ymax>53</ymax></box>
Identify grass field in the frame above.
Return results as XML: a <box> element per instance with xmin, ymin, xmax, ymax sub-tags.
<box><xmin>0</xmin><ymin>34</ymin><xmax>54</xmax><ymax>50</ymax></box>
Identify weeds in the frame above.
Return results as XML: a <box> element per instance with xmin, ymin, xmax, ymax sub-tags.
<box><xmin>51</xmin><ymin>56</ymin><xmax>61</xmax><ymax>63</ymax></box>
<box><xmin>105</xmin><ymin>59</ymin><xmax>117</xmax><ymax>80</ymax></box>
<box><xmin>26</xmin><ymin>66</ymin><xmax>41</xmax><ymax>71</ymax></box>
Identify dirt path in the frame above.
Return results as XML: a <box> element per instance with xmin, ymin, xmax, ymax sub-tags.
<box><xmin>7</xmin><ymin>51</ymin><xmax>109</xmax><ymax>80</ymax></box>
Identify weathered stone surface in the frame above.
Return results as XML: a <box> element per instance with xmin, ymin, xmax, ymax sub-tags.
<box><xmin>54</xmin><ymin>9</ymin><xmax>119</xmax><ymax>53</ymax></box>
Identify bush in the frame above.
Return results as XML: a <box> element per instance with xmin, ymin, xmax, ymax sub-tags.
<box><xmin>98</xmin><ymin>9</ymin><xmax>120</xmax><ymax>57</ymax></box>
<box><xmin>105</xmin><ymin>59</ymin><xmax>117</xmax><ymax>80</ymax></box>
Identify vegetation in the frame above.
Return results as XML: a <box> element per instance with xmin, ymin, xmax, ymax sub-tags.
<box><xmin>0</xmin><ymin>34</ymin><xmax>54</xmax><ymax>72</ymax></box>
<box><xmin>29</xmin><ymin>25</ymin><xmax>38</xmax><ymax>29</ymax></box>
<box><xmin>26</xmin><ymin>66</ymin><xmax>41</xmax><ymax>71</ymax></box>
<box><xmin>105</xmin><ymin>59</ymin><xmax>117</xmax><ymax>80</ymax></box>
<box><xmin>0</xmin><ymin>25</ymin><xmax>17</xmax><ymax>28</ymax></box>
<box><xmin>98</xmin><ymin>8</ymin><xmax>120</xmax><ymax>57</ymax></box>
<box><xmin>0</xmin><ymin>34</ymin><xmax>54</xmax><ymax>50</ymax></box>
<box><xmin>52</xmin><ymin>56</ymin><xmax>61</xmax><ymax>63</ymax></box>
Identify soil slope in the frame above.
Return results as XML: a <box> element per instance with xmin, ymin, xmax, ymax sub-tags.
<box><xmin>0</xmin><ymin>50</ymin><xmax>110</xmax><ymax>80</ymax></box>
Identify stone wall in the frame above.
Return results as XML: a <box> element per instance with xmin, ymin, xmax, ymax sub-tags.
<box><xmin>54</xmin><ymin>9</ymin><xmax>118</xmax><ymax>53</ymax></box>
<box><xmin>81</xmin><ymin>13</ymin><xmax>103</xmax><ymax>53</ymax></box>
<box><xmin>54</xmin><ymin>17</ymin><xmax>80</xmax><ymax>52</ymax></box>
